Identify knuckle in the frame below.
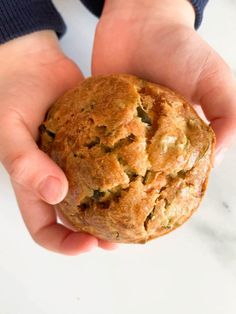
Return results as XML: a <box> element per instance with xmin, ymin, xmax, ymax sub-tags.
<box><xmin>32</xmin><ymin>224</ymin><xmax>56</xmax><ymax>251</ymax></box>
<box><xmin>8</xmin><ymin>152</ymin><xmax>30</xmax><ymax>184</ymax></box>
<box><xmin>32</xmin><ymin>231</ymin><xmax>42</xmax><ymax>247</ymax></box>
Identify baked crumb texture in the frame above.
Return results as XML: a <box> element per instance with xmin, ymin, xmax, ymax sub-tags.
<box><xmin>39</xmin><ymin>75</ymin><xmax>215</xmax><ymax>243</ymax></box>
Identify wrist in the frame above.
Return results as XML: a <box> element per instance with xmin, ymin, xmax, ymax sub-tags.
<box><xmin>152</xmin><ymin>0</ymin><xmax>195</xmax><ymax>28</ymax></box>
<box><xmin>103</xmin><ymin>0</ymin><xmax>195</xmax><ymax>28</ymax></box>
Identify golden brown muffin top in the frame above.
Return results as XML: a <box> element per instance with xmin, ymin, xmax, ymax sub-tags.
<box><xmin>39</xmin><ymin>74</ymin><xmax>215</xmax><ymax>243</ymax></box>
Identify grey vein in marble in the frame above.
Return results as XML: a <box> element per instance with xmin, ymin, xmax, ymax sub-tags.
<box><xmin>192</xmin><ymin>219</ymin><xmax>236</xmax><ymax>277</ymax></box>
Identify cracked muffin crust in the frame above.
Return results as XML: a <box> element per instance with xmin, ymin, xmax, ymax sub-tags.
<box><xmin>39</xmin><ymin>74</ymin><xmax>215</xmax><ymax>243</ymax></box>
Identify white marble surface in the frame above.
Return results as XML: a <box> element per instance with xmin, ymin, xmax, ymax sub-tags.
<box><xmin>0</xmin><ymin>1</ymin><xmax>236</xmax><ymax>313</ymax></box>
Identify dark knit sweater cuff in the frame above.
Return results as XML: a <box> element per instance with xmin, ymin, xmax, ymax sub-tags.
<box><xmin>189</xmin><ymin>0</ymin><xmax>209</xmax><ymax>29</ymax></box>
<box><xmin>0</xmin><ymin>0</ymin><xmax>66</xmax><ymax>44</ymax></box>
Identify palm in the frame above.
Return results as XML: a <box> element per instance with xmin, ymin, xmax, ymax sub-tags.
<box><xmin>93</xmin><ymin>18</ymin><xmax>236</xmax><ymax>151</ymax></box>
<box><xmin>4</xmin><ymin>54</ymin><xmax>82</xmax><ymax>137</ymax></box>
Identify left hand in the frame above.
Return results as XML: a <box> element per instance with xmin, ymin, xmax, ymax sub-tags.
<box><xmin>0</xmin><ymin>31</ymin><xmax>115</xmax><ymax>255</ymax></box>
<box><xmin>92</xmin><ymin>0</ymin><xmax>236</xmax><ymax>162</ymax></box>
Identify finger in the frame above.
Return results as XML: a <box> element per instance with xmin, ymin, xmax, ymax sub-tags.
<box><xmin>192</xmin><ymin>104</ymin><xmax>209</xmax><ymax>124</ymax></box>
<box><xmin>0</xmin><ymin>112</ymin><xmax>67</xmax><ymax>204</ymax></box>
<box><xmin>210</xmin><ymin>118</ymin><xmax>235</xmax><ymax>155</ymax></box>
<box><xmin>195</xmin><ymin>57</ymin><xmax>236</xmax><ymax>151</ymax></box>
<box><xmin>12</xmin><ymin>181</ymin><xmax>98</xmax><ymax>255</ymax></box>
<box><xmin>57</xmin><ymin>201</ymin><xmax>119</xmax><ymax>250</ymax></box>
<box><xmin>56</xmin><ymin>207</ymin><xmax>78</xmax><ymax>231</ymax></box>
<box><xmin>98</xmin><ymin>240</ymin><xmax>119</xmax><ymax>250</ymax></box>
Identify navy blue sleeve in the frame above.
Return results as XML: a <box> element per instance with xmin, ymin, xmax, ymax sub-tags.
<box><xmin>81</xmin><ymin>0</ymin><xmax>209</xmax><ymax>29</ymax></box>
<box><xmin>190</xmin><ymin>0</ymin><xmax>209</xmax><ymax>28</ymax></box>
<box><xmin>0</xmin><ymin>0</ymin><xmax>66</xmax><ymax>44</ymax></box>
<box><xmin>0</xmin><ymin>0</ymin><xmax>209</xmax><ymax>45</ymax></box>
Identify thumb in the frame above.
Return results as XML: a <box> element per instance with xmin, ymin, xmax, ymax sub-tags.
<box><xmin>0</xmin><ymin>112</ymin><xmax>68</xmax><ymax>204</ymax></box>
<box><xmin>195</xmin><ymin>54</ymin><xmax>236</xmax><ymax>152</ymax></box>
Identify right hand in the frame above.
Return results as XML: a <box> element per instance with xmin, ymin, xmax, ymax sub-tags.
<box><xmin>0</xmin><ymin>31</ymin><xmax>116</xmax><ymax>254</ymax></box>
<box><xmin>93</xmin><ymin>0</ymin><xmax>236</xmax><ymax>162</ymax></box>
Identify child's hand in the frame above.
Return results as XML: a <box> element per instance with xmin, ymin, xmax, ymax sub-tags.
<box><xmin>93</xmin><ymin>0</ymin><xmax>236</xmax><ymax>161</ymax></box>
<box><xmin>0</xmin><ymin>31</ymin><xmax>115</xmax><ymax>254</ymax></box>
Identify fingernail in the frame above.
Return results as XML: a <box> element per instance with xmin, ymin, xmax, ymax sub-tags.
<box><xmin>39</xmin><ymin>176</ymin><xmax>64</xmax><ymax>204</ymax></box>
<box><xmin>214</xmin><ymin>147</ymin><xmax>228</xmax><ymax>167</ymax></box>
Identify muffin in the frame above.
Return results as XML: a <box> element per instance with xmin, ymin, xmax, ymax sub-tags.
<box><xmin>39</xmin><ymin>74</ymin><xmax>215</xmax><ymax>243</ymax></box>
